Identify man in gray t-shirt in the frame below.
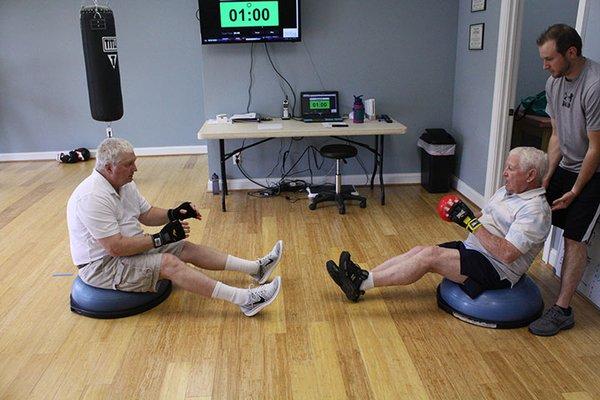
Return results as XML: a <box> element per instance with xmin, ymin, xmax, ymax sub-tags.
<box><xmin>530</xmin><ymin>24</ymin><xmax>600</xmax><ymax>336</ymax></box>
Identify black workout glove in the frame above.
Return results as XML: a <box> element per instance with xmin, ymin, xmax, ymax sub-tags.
<box><xmin>152</xmin><ymin>220</ymin><xmax>186</xmax><ymax>248</ymax></box>
<box><xmin>448</xmin><ymin>200</ymin><xmax>482</xmax><ymax>233</ymax></box>
<box><xmin>167</xmin><ymin>201</ymin><xmax>197</xmax><ymax>221</ymax></box>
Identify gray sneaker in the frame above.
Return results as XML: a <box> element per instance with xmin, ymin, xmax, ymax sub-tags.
<box><xmin>240</xmin><ymin>276</ymin><xmax>282</xmax><ymax>317</ymax></box>
<box><xmin>251</xmin><ymin>240</ymin><xmax>283</xmax><ymax>284</ymax></box>
<box><xmin>529</xmin><ymin>305</ymin><xmax>575</xmax><ymax>336</ymax></box>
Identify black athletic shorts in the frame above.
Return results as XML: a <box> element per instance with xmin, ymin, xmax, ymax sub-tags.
<box><xmin>546</xmin><ymin>167</ymin><xmax>600</xmax><ymax>242</ymax></box>
<box><xmin>438</xmin><ymin>241</ymin><xmax>510</xmax><ymax>299</ymax></box>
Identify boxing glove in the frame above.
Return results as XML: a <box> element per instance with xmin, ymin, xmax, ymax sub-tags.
<box><xmin>167</xmin><ymin>202</ymin><xmax>197</xmax><ymax>221</ymax></box>
<box><xmin>152</xmin><ymin>220</ymin><xmax>186</xmax><ymax>247</ymax></box>
<box><xmin>448</xmin><ymin>200</ymin><xmax>482</xmax><ymax>233</ymax></box>
<box><xmin>437</xmin><ymin>194</ymin><xmax>460</xmax><ymax>221</ymax></box>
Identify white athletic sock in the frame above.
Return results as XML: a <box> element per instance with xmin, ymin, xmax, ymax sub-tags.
<box><xmin>359</xmin><ymin>272</ymin><xmax>374</xmax><ymax>291</ymax></box>
<box><xmin>211</xmin><ymin>282</ymin><xmax>250</xmax><ymax>305</ymax></box>
<box><xmin>225</xmin><ymin>255</ymin><xmax>260</xmax><ymax>274</ymax></box>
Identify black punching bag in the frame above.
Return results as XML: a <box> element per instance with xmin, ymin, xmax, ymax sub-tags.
<box><xmin>80</xmin><ymin>5</ymin><xmax>123</xmax><ymax>122</ymax></box>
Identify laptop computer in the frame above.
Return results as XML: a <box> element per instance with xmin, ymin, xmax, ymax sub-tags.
<box><xmin>301</xmin><ymin>91</ymin><xmax>344</xmax><ymax>122</ymax></box>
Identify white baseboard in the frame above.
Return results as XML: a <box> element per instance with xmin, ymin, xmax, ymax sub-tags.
<box><xmin>205</xmin><ymin>173</ymin><xmax>487</xmax><ymax>208</ymax></box>
<box><xmin>452</xmin><ymin>176</ymin><xmax>485</xmax><ymax>208</ymax></box>
<box><xmin>133</xmin><ymin>145</ymin><xmax>207</xmax><ymax>156</ymax></box>
<box><xmin>0</xmin><ymin>145</ymin><xmax>207</xmax><ymax>162</ymax></box>
<box><xmin>206</xmin><ymin>172</ymin><xmax>422</xmax><ymax>192</ymax></box>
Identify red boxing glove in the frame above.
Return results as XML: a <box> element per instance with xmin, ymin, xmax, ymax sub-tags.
<box><xmin>437</xmin><ymin>194</ymin><xmax>460</xmax><ymax>221</ymax></box>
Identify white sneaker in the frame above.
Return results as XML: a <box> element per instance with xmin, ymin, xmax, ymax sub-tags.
<box><xmin>240</xmin><ymin>276</ymin><xmax>282</xmax><ymax>317</ymax></box>
<box><xmin>251</xmin><ymin>240</ymin><xmax>283</xmax><ymax>284</ymax></box>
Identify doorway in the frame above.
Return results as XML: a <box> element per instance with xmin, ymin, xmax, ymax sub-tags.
<box><xmin>484</xmin><ymin>0</ymin><xmax>586</xmax><ymax>199</ymax></box>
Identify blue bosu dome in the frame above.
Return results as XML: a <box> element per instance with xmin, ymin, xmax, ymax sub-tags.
<box><xmin>437</xmin><ymin>275</ymin><xmax>544</xmax><ymax>329</ymax></box>
<box><xmin>70</xmin><ymin>276</ymin><xmax>172</xmax><ymax>319</ymax></box>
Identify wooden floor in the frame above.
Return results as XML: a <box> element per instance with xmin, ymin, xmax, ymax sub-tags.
<box><xmin>1</xmin><ymin>155</ymin><xmax>599</xmax><ymax>400</ymax></box>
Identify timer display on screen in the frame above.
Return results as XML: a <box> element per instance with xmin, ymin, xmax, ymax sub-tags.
<box><xmin>309</xmin><ymin>99</ymin><xmax>331</xmax><ymax>110</ymax></box>
<box><xmin>220</xmin><ymin>1</ymin><xmax>279</xmax><ymax>28</ymax></box>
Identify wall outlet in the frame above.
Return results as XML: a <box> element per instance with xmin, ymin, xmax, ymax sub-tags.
<box><xmin>232</xmin><ymin>152</ymin><xmax>241</xmax><ymax>165</ymax></box>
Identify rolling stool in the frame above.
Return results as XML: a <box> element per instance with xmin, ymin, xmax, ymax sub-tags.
<box><xmin>309</xmin><ymin>144</ymin><xmax>367</xmax><ymax>214</ymax></box>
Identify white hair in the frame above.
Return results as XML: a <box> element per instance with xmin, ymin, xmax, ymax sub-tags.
<box><xmin>509</xmin><ymin>146</ymin><xmax>548</xmax><ymax>185</ymax></box>
<box><xmin>95</xmin><ymin>138</ymin><xmax>134</xmax><ymax>170</ymax></box>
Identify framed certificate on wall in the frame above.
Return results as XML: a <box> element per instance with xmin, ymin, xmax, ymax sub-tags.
<box><xmin>471</xmin><ymin>0</ymin><xmax>486</xmax><ymax>12</ymax></box>
<box><xmin>469</xmin><ymin>23</ymin><xmax>484</xmax><ymax>50</ymax></box>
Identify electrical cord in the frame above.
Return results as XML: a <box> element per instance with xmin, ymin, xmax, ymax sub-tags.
<box><xmin>301</xmin><ymin>40</ymin><xmax>326</xmax><ymax>90</ymax></box>
<box><xmin>246</xmin><ymin>43</ymin><xmax>255</xmax><ymax>113</ymax></box>
<box><xmin>264</xmin><ymin>43</ymin><xmax>297</xmax><ymax>118</ymax></box>
<box><xmin>355</xmin><ymin>153</ymin><xmax>371</xmax><ymax>186</ymax></box>
<box><xmin>242</xmin><ymin>138</ymin><xmax>358</xmax><ymax>200</ymax></box>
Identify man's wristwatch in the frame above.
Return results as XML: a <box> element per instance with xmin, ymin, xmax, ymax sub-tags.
<box><xmin>150</xmin><ymin>233</ymin><xmax>162</xmax><ymax>248</ymax></box>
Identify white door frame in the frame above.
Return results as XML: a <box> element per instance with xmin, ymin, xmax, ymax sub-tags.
<box><xmin>576</xmin><ymin>0</ymin><xmax>589</xmax><ymax>43</ymax></box>
<box><xmin>484</xmin><ymin>0</ymin><xmax>524</xmax><ymax>200</ymax></box>
<box><xmin>484</xmin><ymin>0</ymin><xmax>589</xmax><ymax>199</ymax></box>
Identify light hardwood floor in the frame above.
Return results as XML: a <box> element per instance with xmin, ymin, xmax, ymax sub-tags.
<box><xmin>0</xmin><ymin>155</ymin><xmax>599</xmax><ymax>400</ymax></box>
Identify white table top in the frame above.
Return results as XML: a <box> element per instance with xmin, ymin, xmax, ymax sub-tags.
<box><xmin>198</xmin><ymin>118</ymin><xmax>407</xmax><ymax>140</ymax></box>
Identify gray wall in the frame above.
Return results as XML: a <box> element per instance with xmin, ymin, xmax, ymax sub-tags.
<box><xmin>450</xmin><ymin>0</ymin><xmax>501</xmax><ymax>194</ymax></box>
<box><xmin>0</xmin><ymin>0</ymin><xmax>205</xmax><ymax>153</ymax></box>
<box><xmin>583</xmin><ymin>0</ymin><xmax>600</xmax><ymax>61</ymax></box>
<box><xmin>202</xmin><ymin>0</ymin><xmax>459</xmax><ymax>179</ymax></box>
<box><xmin>515</xmin><ymin>0</ymin><xmax>578</xmax><ymax>103</ymax></box>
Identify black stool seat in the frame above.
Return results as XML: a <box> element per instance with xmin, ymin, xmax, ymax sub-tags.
<box><xmin>320</xmin><ymin>144</ymin><xmax>358</xmax><ymax>159</ymax></box>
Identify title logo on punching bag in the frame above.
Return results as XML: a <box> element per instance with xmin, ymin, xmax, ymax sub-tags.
<box><xmin>102</xmin><ymin>36</ymin><xmax>118</xmax><ymax>69</ymax></box>
<box><xmin>102</xmin><ymin>37</ymin><xmax>117</xmax><ymax>52</ymax></box>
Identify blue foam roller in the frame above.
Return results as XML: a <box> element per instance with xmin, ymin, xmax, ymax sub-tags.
<box><xmin>70</xmin><ymin>276</ymin><xmax>172</xmax><ymax>319</ymax></box>
<box><xmin>436</xmin><ymin>275</ymin><xmax>544</xmax><ymax>329</ymax></box>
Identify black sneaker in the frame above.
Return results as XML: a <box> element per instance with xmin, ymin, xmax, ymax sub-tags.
<box><xmin>326</xmin><ymin>259</ymin><xmax>367</xmax><ymax>302</ymax></box>
<box><xmin>528</xmin><ymin>305</ymin><xmax>575</xmax><ymax>336</ymax></box>
<box><xmin>339</xmin><ymin>251</ymin><xmax>369</xmax><ymax>283</ymax></box>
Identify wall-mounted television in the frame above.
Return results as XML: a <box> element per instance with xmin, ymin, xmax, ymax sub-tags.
<box><xmin>198</xmin><ymin>0</ymin><xmax>301</xmax><ymax>44</ymax></box>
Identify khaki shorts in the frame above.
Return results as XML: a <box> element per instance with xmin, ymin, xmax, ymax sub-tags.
<box><xmin>79</xmin><ymin>242</ymin><xmax>184</xmax><ymax>292</ymax></box>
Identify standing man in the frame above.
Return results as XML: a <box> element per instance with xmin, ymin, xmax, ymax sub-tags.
<box><xmin>530</xmin><ymin>24</ymin><xmax>600</xmax><ymax>336</ymax></box>
<box><xmin>67</xmin><ymin>137</ymin><xmax>283</xmax><ymax>317</ymax></box>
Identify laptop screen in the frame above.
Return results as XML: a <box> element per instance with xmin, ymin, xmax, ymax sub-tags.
<box><xmin>301</xmin><ymin>91</ymin><xmax>340</xmax><ymax>119</ymax></box>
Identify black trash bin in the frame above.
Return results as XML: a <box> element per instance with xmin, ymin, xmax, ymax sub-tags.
<box><xmin>418</xmin><ymin>129</ymin><xmax>456</xmax><ymax>193</ymax></box>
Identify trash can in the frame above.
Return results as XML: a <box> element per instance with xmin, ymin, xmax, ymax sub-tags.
<box><xmin>417</xmin><ymin>128</ymin><xmax>456</xmax><ymax>193</ymax></box>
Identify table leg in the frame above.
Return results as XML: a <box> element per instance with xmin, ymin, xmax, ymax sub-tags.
<box><xmin>379</xmin><ymin>135</ymin><xmax>385</xmax><ymax>205</ymax></box>
<box><xmin>219</xmin><ymin>139</ymin><xmax>228</xmax><ymax>212</ymax></box>
<box><xmin>370</xmin><ymin>135</ymin><xmax>379</xmax><ymax>189</ymax></box>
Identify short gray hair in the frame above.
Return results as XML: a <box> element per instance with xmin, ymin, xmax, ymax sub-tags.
<box><xmin>95</xmin><ymin>138</ymin><xmax>134</xmax><ymax>170</ymax></box>
<box><xmin>509</xmin><ymin>146</ymin><xmax>548</xmax><ymax>185</ymax></box>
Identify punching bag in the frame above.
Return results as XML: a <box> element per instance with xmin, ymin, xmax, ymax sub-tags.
<box><xmin>80</xmin><ymin>5</ymin><xmax>123</xmax><ymax>122</ymax></box>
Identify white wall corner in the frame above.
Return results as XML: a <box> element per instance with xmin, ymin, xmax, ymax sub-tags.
<box><xmin>452</xmin><ymin>175</ymin><xmax>485</xmax><ymax>208</ymax></box>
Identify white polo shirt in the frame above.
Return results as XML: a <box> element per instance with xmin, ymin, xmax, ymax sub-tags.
<box><xmin>463</xmin><ymin>186</ymin><xmax>551</xmax><ymax>285</ymax></box>
<box><xmin>67</xmin><ymin>169</ymin><xmax>151</xmax><ymax>265</ymax></box>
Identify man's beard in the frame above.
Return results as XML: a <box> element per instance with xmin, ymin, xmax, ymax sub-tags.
<box><xmin>554</xmin><ymin>59</ymin><xmax>572</xmax><ymax>78</ymax></box>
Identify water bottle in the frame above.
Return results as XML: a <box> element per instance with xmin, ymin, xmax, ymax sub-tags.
<box><xmin>353</xmin><ymin>95</ymin><xmax>365</xmax><ymax>123</ymax></box>
<box><xmin>282</xmin><ymin>97</ymin><xmax>290</xmax><ymax>120</ymax></box>
<box><xmin>211</xmin><ymin>173</ymin><xmax>220</xmax><ymax>195</ymax></box>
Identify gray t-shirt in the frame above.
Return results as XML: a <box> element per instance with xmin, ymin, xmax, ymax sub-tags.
<box><xmin>545</xmin><ymin>58</ymin><xmax>600</xmax><ymax>173</ymax></box>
